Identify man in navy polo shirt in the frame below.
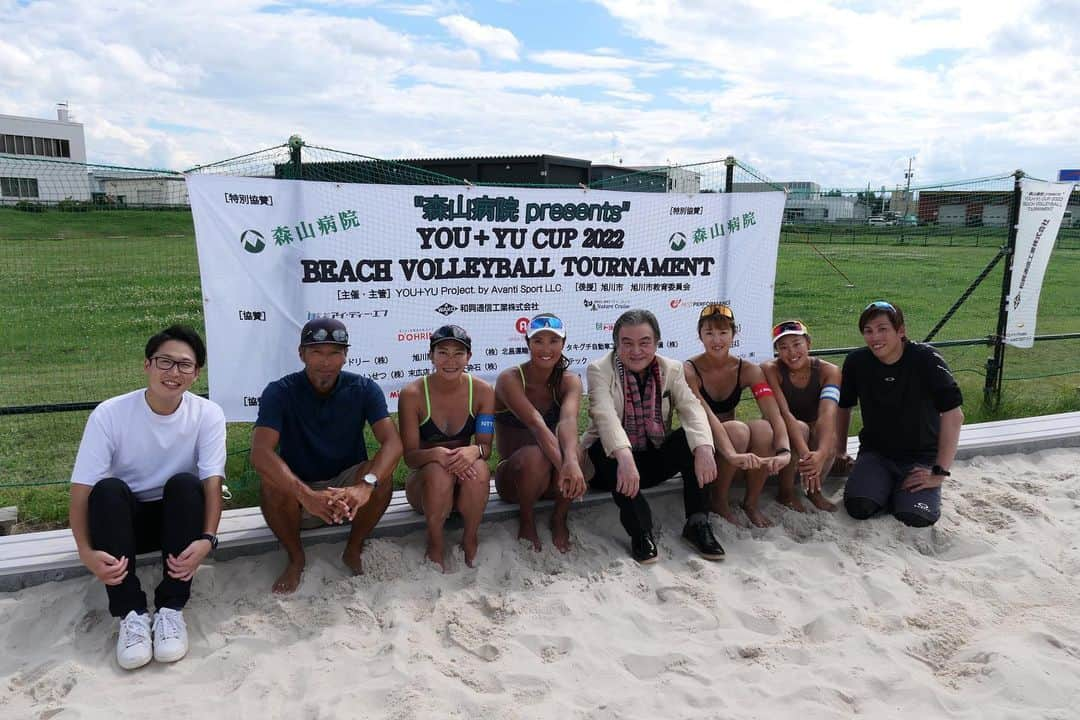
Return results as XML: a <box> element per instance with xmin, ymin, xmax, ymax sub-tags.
<box><xmin>252</xmin><ymin>318</ymin><xmax>403</xmax><ymax>594</ymax></box>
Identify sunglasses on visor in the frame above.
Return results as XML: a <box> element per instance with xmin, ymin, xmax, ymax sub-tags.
<box><xmin>699</xmin><ymin>303</ymin><xmax>735</xmax><ymax>321</ymax></box>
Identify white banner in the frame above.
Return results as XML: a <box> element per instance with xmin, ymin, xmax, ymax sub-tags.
<box><xmin>1005</xmin><ymin>178</ymin><xmax>1074</xmax><ymax>348</ymax></box>
<box><xmin>186</xmin><ymin>175</ymin><xmax>785</xmax><ymax>420</ymax></box>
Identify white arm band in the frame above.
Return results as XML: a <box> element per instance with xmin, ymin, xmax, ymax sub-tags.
<box><xmin>820</xmin><ymin>384</ymin><xmax>841</xmax><ymax>404</ymax></box>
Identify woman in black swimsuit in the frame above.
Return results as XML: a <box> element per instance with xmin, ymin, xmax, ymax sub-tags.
<box><xmin>494</xmin><ymin>314</ymin><xmax>585</xmax><ymax>553</ymax></box>
<box><xmin>684</xmin><ymin>304</ymin><xmax>790</xmax><ymax>528</ymax></box>
<box><xmin>401</xmin><ymin>325</ymin><xmax>495</xmax><ymax>570</ymax></box>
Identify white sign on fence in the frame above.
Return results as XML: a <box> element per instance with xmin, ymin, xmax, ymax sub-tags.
<box><xmin>186</xmin><ymin>175</ymin><xmax>785</xmax><ymax>420</ymax></box>
<box><xmin>1005</xmin><ymin>178</ymin><xmax>1075</xmax><ymax>348</ymax></box>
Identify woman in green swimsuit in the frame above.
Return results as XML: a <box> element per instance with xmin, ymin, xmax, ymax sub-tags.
<box><xmin>401</xmin><ymin>325</ymin><xmax>495</xmax><ymax>570</ymax></box>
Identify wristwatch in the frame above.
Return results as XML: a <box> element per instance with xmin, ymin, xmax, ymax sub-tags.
<box><xmin>199</xmin><ymin>533</ymin><xmax>219</xmax><ymax>553</ymax></box>
<box><xmin>362</xmin><ymin>472</ymin><xmax>379</xmax><ymax>488</ymax></box>
<box><xmin>931</xmin><ymin>465</ymin><xmax>951</xmax><ymax>477</ymax></box>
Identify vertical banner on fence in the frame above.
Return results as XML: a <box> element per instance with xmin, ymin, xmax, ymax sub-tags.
<box><xmin>1005</xmin><ymin>179</ymin><xmax>1075</xmax><ymax>348</ymax></box>
<box><xmin>185</xmin><ymin>175</ymin><xmax>785</xmax><ymax>420</ymax></box>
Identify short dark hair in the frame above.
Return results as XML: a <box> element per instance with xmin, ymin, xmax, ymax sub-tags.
<box><xmin>145</xmin><ymin>325</ymin><xmax>207</xmax><ymax>368</ymax></box>
<box><xmin>613</xmin><ymin>309</ymin><xmax>661</xmax><ymax>346</ymax></box>
<box><xmin>858</xmin><ymin>300</ymin><xmax>905</xmax><ymax>334</ymax></box>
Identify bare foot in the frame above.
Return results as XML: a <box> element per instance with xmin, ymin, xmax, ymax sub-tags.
<box><xmin>342</xmin><ymin>542</ymin><xmax>364</xmax><ymax>576</ymax></box>
<box><xmin>425</xmin><ymin>542</ymin><xmax>446</xmax><ymax>573</ymax></box>
<box><xmin>461</xmin><ymin>534</ymin><xmax>479</xmax><ymax>568</ymax></box>
<box><xmin>550</xmin><ymin>510</ymin><xmax>571</xmax><ymax>553</ymax></box>
<box><xmin>518</xmin><ymin>513</ymin><xmax>542</xmax><ymax>552</ymax></box>
<box><xmin>808</xmin><ymin>491</ymin><xmax>837</xmax><ymax>512</ymax></box>
<box><xmin>715</xmin><ymin>504</ymin><xmax>747</xmax><ymax>528</ymax></box>
<box><xmin>742</xmin><ymin>504</ymin><xmax>773</xmax><ymax>528</ymax></box>
<box><xmin>777</xmin><ymin>490</ymin><xmax>808</xmax><ymax>513</ymax></box>
<box><xmin>272</xmin><ymin>558</ymin><xmax>305</xmax><ymax>595</ymax></box>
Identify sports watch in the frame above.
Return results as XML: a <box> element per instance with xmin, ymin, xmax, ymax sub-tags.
<box><xmin>362</xmin><ymin>472</ymin><xmax>379</xmax><ymax>488</ymax></box>
<box><xmin>931</xmin><ymin>465</ymin><xmax>951</xmax><ymax>477</ymax></box>
<box><xmin>199</xmin><ymin>533</ymin><xmax>219</xmax><ymax>553</ymax></box>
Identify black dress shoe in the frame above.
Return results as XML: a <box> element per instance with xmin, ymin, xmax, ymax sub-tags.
<box><xmin>682</xmin><ymin>519</ymin><xmax>725</xmax><ymax>561</ymax></box>
<box><xmin>631</xmin><ymin>532</ymin><xmax>659</xmax><ymax>564</ymax></box>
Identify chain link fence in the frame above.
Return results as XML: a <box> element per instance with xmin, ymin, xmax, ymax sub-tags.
<box><xmin>3</xmin><ymin>144</ymin><xmax>1078</xmax><ymax>527</ymax></box>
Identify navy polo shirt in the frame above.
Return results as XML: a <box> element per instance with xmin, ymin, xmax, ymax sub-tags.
<box><xmin>255</xmin><ymin>370</ymin><xmax>389</xmax><ymax>484</ymax></box>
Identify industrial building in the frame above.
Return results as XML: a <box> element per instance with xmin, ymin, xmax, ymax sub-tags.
<box><xmin>0</xmin><ymin>105</ymin><xmax>90</xmax><ymax>204</ymax></box>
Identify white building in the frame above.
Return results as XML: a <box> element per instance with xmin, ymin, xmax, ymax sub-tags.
<box><xmin>0</xmin><ymin>105</ymin><xmax>91</xmax><ymax>203</ymax></box>
<box><xmin>91</xmin><ymin>171</ymin><xmax>189</xmax><ymax>207</ymax></box>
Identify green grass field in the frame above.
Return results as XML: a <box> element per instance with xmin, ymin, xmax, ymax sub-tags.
<box><xmin>3</xmin><ymin>207</ymin><xmax>1079</xmax><ymax>528</ymax></box>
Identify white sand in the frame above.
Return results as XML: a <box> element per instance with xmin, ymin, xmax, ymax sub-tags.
<box><xmin>2</xmin><ymin>449</ymin><xmax>1080</xmax><ymax>719</ymax></box>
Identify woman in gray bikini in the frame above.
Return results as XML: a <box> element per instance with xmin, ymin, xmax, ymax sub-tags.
<box><xmin>494</xmin><ymin>314</ymin><xmax>586</xmax><ymax>552</ymax></box>
<box><xmin>761</xmin><ymin>320</ymin><xmax>843</xmax><ymax>512</ymax></box>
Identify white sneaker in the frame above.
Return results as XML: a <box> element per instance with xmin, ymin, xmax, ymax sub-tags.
<box><xmin>116</xmin><ymin>610</ymin><xmax>153</xmax><ymax>670</ymax></box>
<box><xmin>152</xmin><ymin>607</ymin><xmax>189</xmax><ymax>663</ymax></box>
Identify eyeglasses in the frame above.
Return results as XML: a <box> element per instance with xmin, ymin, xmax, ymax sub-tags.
<box><xmin>303</xmin><ymin>327</ymin><xmax>349</xmax><ymax>344</ymax></box>
<box><xmin>527</xmin><ymin>315</ymin><xmax>566</xmax><ymax>338</ymax></box>
<box><xmin>150</xmin><ymin>355</ymin><xmax>197</xmax><ymax>374</ymax></box>
<box><xmin>771</xmin><ymin>320</ymin><xmax>809</xmax><ymax>339</ymax></box>
<box><xmin>699</xmin><ymin>303</ymin><xmax>735</xmax><ymax>321</ymax></box>
<box><xmin>864</xmin><ymin>301</ymin><xmax>895</xmax><ymax>312</ymax></box>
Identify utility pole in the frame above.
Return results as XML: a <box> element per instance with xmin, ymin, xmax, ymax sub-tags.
<box><xmin>901</xmin><ymin>156</ymin><xmax>915</xmax><ymax>244</ymax></box>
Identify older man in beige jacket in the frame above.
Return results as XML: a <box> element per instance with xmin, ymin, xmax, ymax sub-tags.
<box><xmin>581</xmin><ymin>309</ymin><xmax>723</xmax><ymax>564</ymax></box>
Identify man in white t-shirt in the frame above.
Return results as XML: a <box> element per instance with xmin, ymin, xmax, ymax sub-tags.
<box><xmin>69</xmin><ymin>325</ymin><xmax>226</xmax><ymax>670</ymax></box>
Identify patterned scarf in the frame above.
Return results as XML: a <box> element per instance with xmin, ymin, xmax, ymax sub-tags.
<box><xmin>618</xmin><ymin>356</ymin><xmax>666</xmax><ymax>450</ymax></box>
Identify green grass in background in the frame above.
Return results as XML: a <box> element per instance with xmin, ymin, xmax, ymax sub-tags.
<box><xmin>3</xmin><ymin>209</ymin><xmax>1078</xmax><ymax>527</ymax></box>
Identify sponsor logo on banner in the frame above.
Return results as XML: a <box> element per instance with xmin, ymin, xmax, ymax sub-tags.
<box><xmin>669</xmin><ymin>231</ymin><xmax>687</xmax><ymax>251</ymax></box>
<box><xmin>669</xmin><ymin>298</ymin><xmax>683</xmax><ymax>309</ymax></box>
<box><xmin>515</xmin><ymin>317</ymin><xmax>529</xmax><ymax>334</ymax></box>
<box><xmin>583</xmin><ymin>299</ymin><xmax>630</xmax><ymax>312</ymax></box>
<box><xmin>240</xmin><ymin>229</ymin><xmax>266</xmax><ymax>254</ymax></box>
<box><xmin>435</xmin><ymin>303</ymin><xmax>457</xmax><ymax>316</ymax></box>
<box><xmin>594</xmin><ymin>322</ymin><xmax>615</xmax><ymax>332</ymax></box>
<box><xmin>397</xmin><ymin>329</ymin><xmax>433</xmax><ymax>343</ymax></box>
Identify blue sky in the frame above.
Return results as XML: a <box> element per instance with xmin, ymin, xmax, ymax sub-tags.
<box><xmin>1</xmin><ymin>0</ymin><xmax>1076</xmax><ymax>188</ymax></box>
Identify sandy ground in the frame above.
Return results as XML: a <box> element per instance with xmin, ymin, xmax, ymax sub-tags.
<box><xmin>2</xmin><ymin>449</ymin><xmax>1079</xmax><ymax>720</ymax></box>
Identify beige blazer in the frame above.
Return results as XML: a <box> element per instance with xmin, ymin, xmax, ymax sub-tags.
<box><xmin>580</xmin><ymin>351</ymin><xmax>713</xmax><ymax>481</ymax></box>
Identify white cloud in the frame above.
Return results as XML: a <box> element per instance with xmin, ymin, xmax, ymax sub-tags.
<box><xmin>437</xmin><ymin>14</ymin><xmax>521</xmax><ymax>61</ymax></box>
<box><xmin>1</xmin><ymin>0</ymin><xmax>1075</xmax><ymax>186</ymax></box>
<box><xmin>530</xmin><ymin>50</ymin><xmax>671</xmax><ymax>73</ymax></box>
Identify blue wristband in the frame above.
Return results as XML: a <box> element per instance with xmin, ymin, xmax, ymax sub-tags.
<box><xmin>820</xmin><ymin>384</ymin><xmax>840</xmax><ymax>404</ymax></box>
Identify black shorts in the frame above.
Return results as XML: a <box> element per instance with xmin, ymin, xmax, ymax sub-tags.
<box><xmin>843</xmin><ymin>449</ymin><xmax>941</xmax><ymax>524</ymax></box>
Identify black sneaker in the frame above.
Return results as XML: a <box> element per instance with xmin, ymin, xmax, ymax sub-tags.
<box><xmin>682</xmin><ymin>519</ymin><xmax>725</xmax><ymax>561</ymax></box>
<box><xmin>631</xmin><ymin>532</ymin><xmax>659</xmax><ymax>564</ymax></box>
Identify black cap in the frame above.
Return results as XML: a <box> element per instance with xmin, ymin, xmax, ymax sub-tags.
<box><xmin>430</xmin><ymin>324</ymin><xmax>471</xmax><ymax>352</ymax></box>
<box><xmin>300</xmin><ymin>317</ymin><xmax>349</xmax><ymax>347</ymax></box>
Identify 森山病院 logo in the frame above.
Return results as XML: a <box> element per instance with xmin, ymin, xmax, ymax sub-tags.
<box><xmin>240</xmin><ymin>229</ymin><xmax>266</xmax><ymax>254</ymax></box>
<box><xmin>669</xmin><ymin>231</ymin><xmax>687</xmax><ymax>251</ymax></box>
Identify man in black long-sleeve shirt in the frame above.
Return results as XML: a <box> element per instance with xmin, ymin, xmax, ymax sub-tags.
<box><xmin>837</xmin><ymin>301</ymin><xmax>964</xmax><ymax>527</ymax></box>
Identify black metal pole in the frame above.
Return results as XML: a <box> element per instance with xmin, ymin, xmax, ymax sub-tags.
<box><xmin>287</xmin><ymin>134</ymin><xmax>304</xmax><ymax>180</ymax></box>
<box><xmin>724</xmin><ymin>156</ymin><xmax>735</xmax><ymax>193</ymax></box>
<box><xmin>984</xmin><ymin>169</ymin><xmax>1023</xmax><ymax>408</ymax></box>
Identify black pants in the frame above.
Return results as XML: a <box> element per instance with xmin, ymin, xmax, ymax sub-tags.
<box><xmin>588</xmin><ymin>428</ymin><xmax>707</xmax><ymax>537</ymax></box>
<box><xmin>88</xmin><ymin>474</ymin><xmax>205</xmax><ymax>617</ymax></box>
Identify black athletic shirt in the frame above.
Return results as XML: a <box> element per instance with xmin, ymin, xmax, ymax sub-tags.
<box><xmin>839</xmin><ymin>341</ymin><xmax>962</xmax><ymax>459</ymax></box>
